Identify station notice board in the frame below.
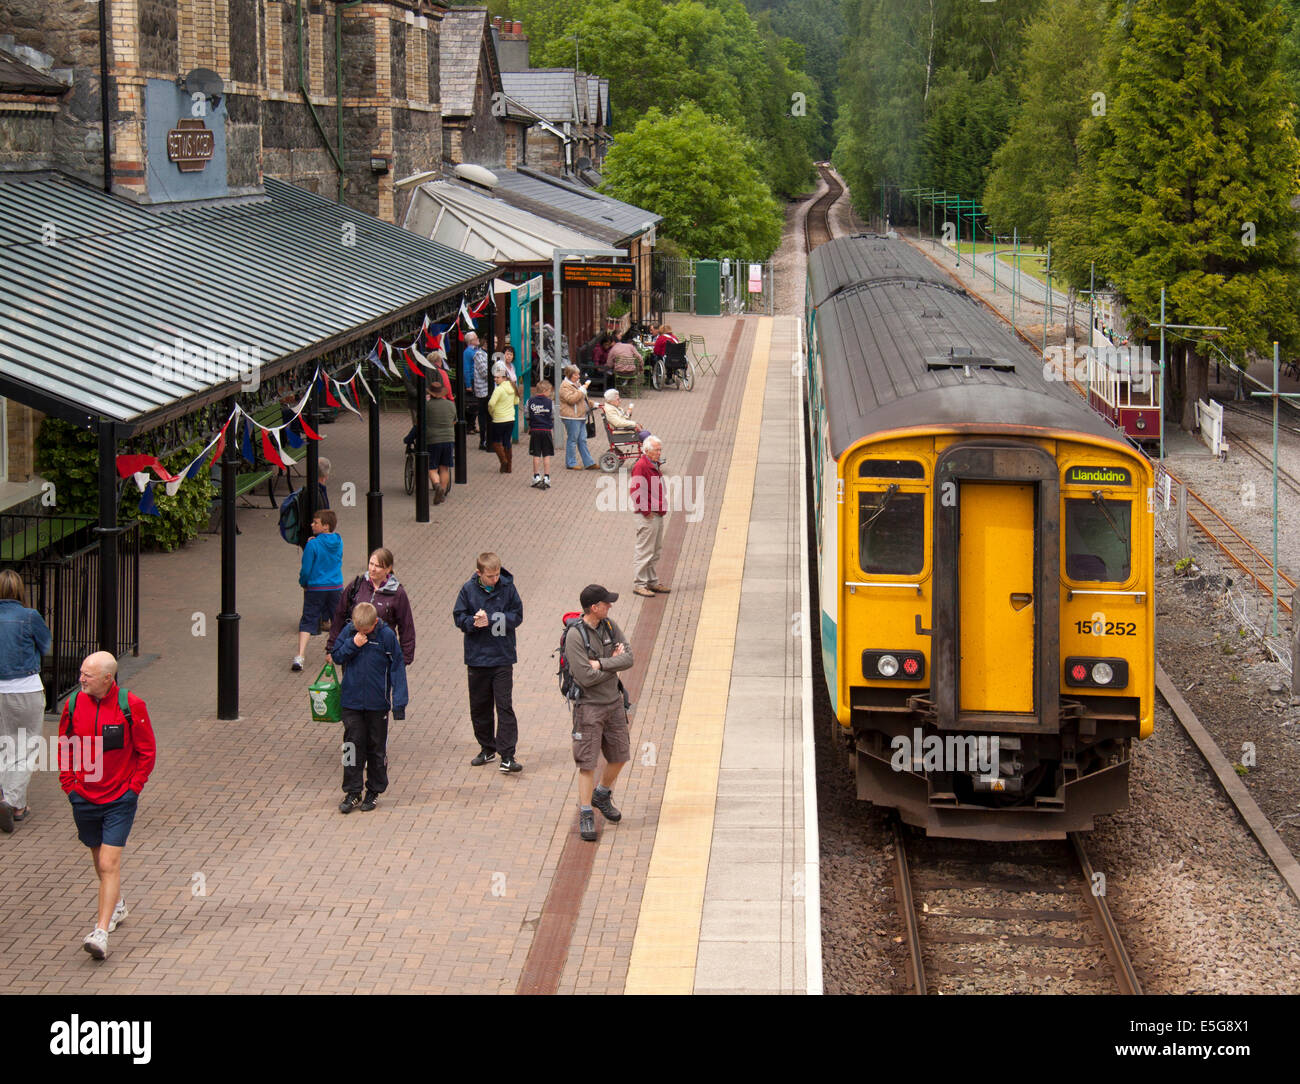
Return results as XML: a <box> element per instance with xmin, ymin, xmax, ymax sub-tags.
<box><xmin>561</xmin><ymin>262</ymin><xmax>637</xmax><ymax>290</ymax></box>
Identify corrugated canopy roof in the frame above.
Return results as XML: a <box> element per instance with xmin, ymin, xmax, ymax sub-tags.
<box><xmin>487</xmin><ymin>167</ymin><xmax>658</xmax><ymax>245</ymax></box>
<box><xmin>404</xmin><ymin>179</ymin><xmax>619</xmax><ymax>264</ymax></box>
<box><xmin>0</xmin><ymin>173</ymin><xmax>495</xmax><ymax>431</ymax></box>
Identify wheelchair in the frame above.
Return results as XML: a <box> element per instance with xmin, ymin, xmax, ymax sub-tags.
<box><xmin>598</xmin><ymin>410</ymin><xmax>646</xmax><ymax>473</ymax></box>
<box><xmin>650</xmin><ymin>340</ymin><xmax>694</xmax><ymax>391</ymax></box>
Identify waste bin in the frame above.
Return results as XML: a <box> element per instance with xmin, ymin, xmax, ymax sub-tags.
<box><xmin>696</xmin><ymin>259</ymin><xmax>721</xmax><ymax>316</ymax></box>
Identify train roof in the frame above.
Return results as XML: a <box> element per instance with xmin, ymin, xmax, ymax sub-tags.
<box><xmin>808</xmin><ymin>235</ymin><xmax>1130</xmax><ymax>460</ymax></box>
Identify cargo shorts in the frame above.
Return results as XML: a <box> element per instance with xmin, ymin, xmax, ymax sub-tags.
<box><xmin>571</xmin><ymin>699</ymin><xmax>630</xmax><ymax>772</ymax></box>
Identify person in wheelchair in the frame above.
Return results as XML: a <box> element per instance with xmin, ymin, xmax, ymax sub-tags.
<box><xmin>602</xmin><ymin>389</ymin><xmax>649</xmax><ymax>441</ymax></box>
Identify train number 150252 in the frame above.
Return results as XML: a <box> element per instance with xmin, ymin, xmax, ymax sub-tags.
<box><xmin>1074</xmin><ymin>620</ymin><xmax>1136</xmax><ymax>636</ymax></box>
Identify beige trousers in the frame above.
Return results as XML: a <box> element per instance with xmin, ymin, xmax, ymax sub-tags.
<box><xmin>633</xmin><ymin>513</ymin><xmax>667</xmax><ymax>588</ymax></box>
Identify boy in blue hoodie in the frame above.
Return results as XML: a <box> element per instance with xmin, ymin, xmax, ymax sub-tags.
<box><xmin>331</xmin><ymin>601</ymin><xmax>408</xmax><ymax>813</ymax></box>
<box><xmin>294</xmin><ymin>509</ymin><xmax>343</xmax><ymax>672</ymax></box>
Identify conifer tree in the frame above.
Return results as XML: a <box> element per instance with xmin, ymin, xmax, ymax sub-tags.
<box><xmin>1059</xmin><ymin>0</ymin><xmax>1300</xmax><ymax>429</ymax></box>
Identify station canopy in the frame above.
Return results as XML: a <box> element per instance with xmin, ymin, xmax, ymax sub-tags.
<box><xmin>0</xmin><ymin>172</ymin><xmax>496</xmax><ymax>434</ymax></box>
<box><xmin>404</xmin><ymin>177</ymin><xmax>621</xmax><ymax>264</ymax></box>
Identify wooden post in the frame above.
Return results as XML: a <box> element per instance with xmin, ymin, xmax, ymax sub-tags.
<box><xmin>1177</xmin><ymin>483</ymin><xmax>1189</xmax><ymax>560</ymax></box>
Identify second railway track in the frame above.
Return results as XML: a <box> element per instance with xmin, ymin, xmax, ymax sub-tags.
<box><xmin>804</xmin><ymin>164</ymin><xmax>840</xmax><ymax>252</ymax></box>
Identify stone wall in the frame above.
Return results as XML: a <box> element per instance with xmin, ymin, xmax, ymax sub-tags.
<box><xmin>6</xmin><ymin>400</ymin><xmax>42</xmax><ymax>483</ymax></box>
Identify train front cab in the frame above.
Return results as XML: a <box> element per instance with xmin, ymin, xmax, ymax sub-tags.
<box><xmin>838</xmin><ymin>432</ymin><xmax>1154</xmax><ymax>840</ymax></box>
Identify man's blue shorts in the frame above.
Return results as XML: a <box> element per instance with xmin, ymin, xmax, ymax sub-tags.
<box><xmin>69</xmin><ymin>789</ymin><xmax>138</xmax><ymax>848</ymax></box>
<box><xmin>300</xmin><ymin>588</ymin><xmax>342</xmax><ymax>633</ymax></box>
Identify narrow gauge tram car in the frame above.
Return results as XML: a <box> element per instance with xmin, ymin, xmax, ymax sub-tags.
<box><xmin>805</xmin><ymin>235</ymin><xmax>1154</xmax><ymax>839</ymax></box>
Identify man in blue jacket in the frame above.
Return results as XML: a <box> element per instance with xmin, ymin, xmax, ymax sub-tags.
<box><xmin>331</xmin><ymin>601</ymin><xmax>408</xmax><ymax>813</ymax></box>
<box><xmin>452</xmin><ymin>552</ymin><xmax>524</xmax><ymax>773</ymax></box>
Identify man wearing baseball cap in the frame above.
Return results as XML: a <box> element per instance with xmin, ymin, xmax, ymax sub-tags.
<box><xmin>565</xmin><ymin>585</ymin><xmax>635</xmax><ymax>842</ymax></box>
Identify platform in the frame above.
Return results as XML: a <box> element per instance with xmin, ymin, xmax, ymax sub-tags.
<box><xmin>0</xmin><ymin>313</ymin><xmax>818</xmax><ymax>995</ymax></box>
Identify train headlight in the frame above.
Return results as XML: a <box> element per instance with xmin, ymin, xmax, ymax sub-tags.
<box><xmin>878</xmin><ymin>654</ymin><xmax>900</xmax><ymax>677</ymax></box>
<box><xmin>1135</xmin><ymin>416</ymin><xmax>1146</xmax><ymax>430</ymax></box>
<box><xmin>1091</xmin><ymin>662</ymin><xmax>1114</xmax><ymax>685</ymax></box>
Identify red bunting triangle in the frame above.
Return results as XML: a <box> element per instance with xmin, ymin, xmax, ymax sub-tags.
<box><xmin>298</xmin><ymin>415</ymin><xmax>322</xmax><ymax>441</ymax></box>
<box><xmin>261</xmin><ymin>428</ymin><xmax>292</xmax><ymax>469</ymax></box>
<box><xmin>323</xmin><ymin>379</ymin><xmax>341</xmax><ymax>407</ymax></box>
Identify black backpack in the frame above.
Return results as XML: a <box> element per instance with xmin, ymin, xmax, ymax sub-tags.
<box><xmin>556</xmin><ymin>612</ymin><xmax>592</xmax><ymax>703</ymax></box>
<box><xmin>278</xmin><ymin>488</ymin><xmax>304</xmax><ymax>544</ymax></box>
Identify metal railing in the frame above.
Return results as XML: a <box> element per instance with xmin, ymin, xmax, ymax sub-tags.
<box><xmin>0</xmin><ymin>513</ymin><xmax>141</xmax><ymax>711</ymax></box>
<box><xmin>654</xmin><ymin>257</ymin><xmax>775</xmax><ymax>317</ymax></box>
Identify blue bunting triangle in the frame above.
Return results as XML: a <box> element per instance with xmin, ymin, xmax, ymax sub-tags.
<box><xmin>240</xmin><ymin>418</ymin><xmax>255</xmax><ymax>464</ymax></box>
<box><xmin>138</xmin><ymin>482</ymin><xmax>161</xmax><ymax>517</ymax></box>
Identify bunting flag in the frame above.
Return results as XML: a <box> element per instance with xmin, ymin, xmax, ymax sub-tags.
<box><xmin>283</xmin><ymin>424</ymin><xmax>305</xmax><ymax>450</ymax></box>
<box><xmin>131</xmin><ymin>471</ymin><xmax>151</xmax><ymax>493</ymax></box>
<box><xmin>366</xmin><ymin>337</ymin><xmax>386</xmax><ymax>373</ymax></box>
<box><xmin>403</xmin><ymin>347</ymin><xmax>423</xmax><ymax>380</ymax></box>
<box><xmin>468</xmin><ymin>294</ymin><xmax>490</xmax><ymax>318</ymax></box>
<box><xmin>115</xmin><ymin>454</ymin><xmax>179</xmax><ymax>483</ymax></box>
<box><xmin>239</xmin><ymin>417</ymin><xmax>255</xmax><ymax>464</ymax></box>
<box><xmin>206</xmin><ymin>420</ymin><xmax>230</xmax><ymax>469</ymax></box>
<box><xmin>138</xmin><ymin>482</ymin><xmax>162</xmax><ymax>518</ymax></box>
<box><xmin>420</xmin><ymin>323</ymin><xmax>445</xmax><ymax>353</ymax></box>
<box><xmin>261</xmin><ymin>428</ymin><xmax>294</xmax><ymax>470</ymax></box>
<box><xmin>354</xmin><ymin>368</ymin><xmax>375</xmax><ymax>406</ymax></box>
<box><xmin>322</xmin><ymin>376</ymin><xmax>342</xmax><ymax>408</ymax></box>
<box><xmin>457</xmin><ymin>298</ymin><xmax>474</xmax><ymax>330</ymax></box>
<box><xmin>384</xmin><ymin>341</ymin><xmax>401</xmax><ymax>378</ymax></box>
<box><xmin>166</xmin><ymin>446</ymin><xmax>212</xmax><ymax>497</ymax></box>
<box><xmin>298</xmin><ymin>415</ymin><xmax>322</xmax><ymax>441</ymax></box>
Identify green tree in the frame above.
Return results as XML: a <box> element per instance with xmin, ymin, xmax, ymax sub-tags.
<box><xmin>601</xmin><ymin>103</ymin><xmax>783</xmax><ymax>258</ymax></box>
<box><xmin>982</xmin><ymin>0</ymin><xmax>1108</xmax><ymax>243</ymax></box>
<box><xmin>1057</xmin><ymin>0</ymin><xmax>1300</xmax><ymax>429</ymax></box>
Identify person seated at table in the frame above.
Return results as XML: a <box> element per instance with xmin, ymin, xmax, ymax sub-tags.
<box><xmin>606</xmin><ymin>335</ymin><xmax>642</xmax><ymax>374</ymax></box>
<box><xmin>653</xmin><ymin>325</ymin><xmax>678</xmax><ymax>357</ymax></box>
<box><xmin>580</xmin><ymin>332</ymin><xmax>604</xmax><ymax>369</ymax></box>
<box><xmin>593</xmin><ymin>334</ymin><xmax>615</xmax><ymax>370</ymax></box>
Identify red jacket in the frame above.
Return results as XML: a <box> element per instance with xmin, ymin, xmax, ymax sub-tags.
<box><xmin>58</xmin><ymin>683</ymin><xmax>157</xmax><ymax>803</ymax></box>
<box><xmin>630</xmin><ymin>454</ymin><xmax>667</xmax><ymax>517</ymax></box>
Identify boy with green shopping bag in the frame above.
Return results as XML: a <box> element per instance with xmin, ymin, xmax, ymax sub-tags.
<box><xmin>330</xmin><ymin>602</ymin><xmax>408</xmax><ymax>814</ymax></box>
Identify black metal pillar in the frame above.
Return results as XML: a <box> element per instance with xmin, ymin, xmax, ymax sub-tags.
<box><xmin>367</xmin><ymin>375</ymin><xmax>383</xmax><ymax>554</ymax></box>
<box><xmin>95</xmin><ymin>419</ymin><xmax>119</xmax><ymax>656</ymax></box>
<box><xmin>217</xmin><ymin>399</ymin><xmax>239</xmax><ymax>719</ymax></box>
<box><xmin>305</xmin><ymin>378</ymin><xmax>320</xmax><ymax>530</ymax></box>
<box><xmin>414</xmin><ymin>367</ymin><xmax>430</xmax><ymax>522</ymax></box>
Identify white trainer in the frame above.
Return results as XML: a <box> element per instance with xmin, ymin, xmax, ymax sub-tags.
<box><xmin>108</xmin><ymin>899</ymin><xmax>128</xmax><ymax>933</ymax></box>
<box><xmin>83</xmin><ymin>928</ymin><xmax>109</xmax><ymax>960</ymax></box>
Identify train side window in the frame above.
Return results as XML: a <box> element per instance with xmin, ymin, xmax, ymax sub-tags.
<box><xmin>858</xmin><ymin>459</ymin><xmax>925</xmax><ymax>480</ymax></box>
<box><xmin>859</xmin><ymin>489</ymin><xmax>924</xmax><ymax>574</ymax></box>
<box><xmin>1065</xmin><ymin>497</ymin><xmax>1131</xmax><ymax>581</ymax></box>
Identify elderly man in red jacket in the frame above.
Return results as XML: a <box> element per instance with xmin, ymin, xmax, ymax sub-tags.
<box><xmin>630</xmin><ymin>435</ymin><xmax>671</xmax><ymax>598</ymax></box>
<box><xmin>57</xmin><ymin>651</ymin><xmax>157</xmax><ymax>960</ymax></box>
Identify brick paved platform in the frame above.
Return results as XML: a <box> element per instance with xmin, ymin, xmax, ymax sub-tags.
<box><xmin>0</xmin><ymin>313</ymin><xmax>816</xmax><ymax>995</ymax></box>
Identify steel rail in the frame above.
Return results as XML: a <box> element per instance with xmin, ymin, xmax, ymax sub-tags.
<box><xmin>1222</xmin><ymin>427</ymin><xmax>1300</xmax><ymax>500</ymax></box>
<box><xmin>1164</xmin><ymin>464</ymin><xmax>1295</xmax><ymax>613</ymax></box>
<box><xmin>1155</xmin><ymin>664</ymin><xmax>1300</xmax><ymax>905</ymax></box>
<box><xmin>805</xmin><ymin>165</ymin><xmax>840</xmax><ymax>252</ymax></box>
<box><xmin>892</xmin><ymin>821</ymin><xmax>927</xmax><ymax>995</ymax></box>
<box><xmin>1069</xmin><ymin>833</ymin><xmax>1143</xmax><ymax>995</ymax></box>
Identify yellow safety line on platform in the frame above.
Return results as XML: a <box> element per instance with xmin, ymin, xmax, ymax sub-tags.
<box><xmin>623</xmin><ymin>318</ymin><xmax>773</xmax><ymax>994</ymax></box>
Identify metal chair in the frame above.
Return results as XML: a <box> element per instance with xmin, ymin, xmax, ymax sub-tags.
<box><xmin>689</xmin><ymin>334</ymin><xmax>718</xmax><ymax>376</ymax></box>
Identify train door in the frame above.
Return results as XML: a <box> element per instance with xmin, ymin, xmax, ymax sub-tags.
<box><xmin>958</xmin><ymin>483</ymin><xmax>1035</xmax><ymax>712</ymax></box>
<box><xmin>932</xmin><ymin>443</ymin><xmax>1060</xmax><ymax>732</ymax></box>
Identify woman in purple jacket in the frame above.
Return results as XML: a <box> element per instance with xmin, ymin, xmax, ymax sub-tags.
<box><xmin>326</xmin><ymin>548</ymin><xmax>415</xmax><ymax>666</ymax></box>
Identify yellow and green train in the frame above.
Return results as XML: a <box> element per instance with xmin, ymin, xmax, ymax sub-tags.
<box><xmin>806</xmin><ymin>235</ymin><xmax>1154</xmax><ymax>839</ymax></box>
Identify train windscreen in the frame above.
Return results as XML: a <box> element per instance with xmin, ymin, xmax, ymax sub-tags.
<box><xmin>859</xmin><ymin>489</ymin><xmax>924</xmax><ymax>574</ymax></box>
<box><xmin>1064</xmin><ymin>497</ymin><xmax>1131</xmax><ymax>581</ymax></box>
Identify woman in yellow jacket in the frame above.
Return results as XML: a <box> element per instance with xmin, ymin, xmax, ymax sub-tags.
<box><xmin>487</xmin><ymin>362</ymin><xmax>520</xmax><ymax>473</ymax></box>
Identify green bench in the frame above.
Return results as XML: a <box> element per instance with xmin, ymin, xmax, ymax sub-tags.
<box><xmin>0</xmin><ymin>516</ymin><xmax>93</xmax><ymax>563</ymax></box>
<box><xmin>211</xmin><ymin>403</ymin><xmax>309</xmax><ymax>510</ymax></box>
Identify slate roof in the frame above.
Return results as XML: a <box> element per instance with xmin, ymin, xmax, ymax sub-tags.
<box><xmin>0</xmin><ymin>173</ymin><xmax>495</xmax><ymax>430</ymax></box>
<box><xmin>486</xmin><ymin>167</ymin><xmax>659</xmax><ymax>245</ymax></box>
<box><xmin>586</xmin><ymin>76</ymin><xmax>599</xmax><ymax>126</ymax></box>
<box><xmin>0</xmin><ymin>51</ymin><xmax>67</xmax><ymax>96</ymax></box>
<box><xmin>439</xmin><ymin>6</ymin><xmax>490</xmax><ymax>118</ymax></box>
<box><xmin>500</xmin><ymin>69</ymin><xmax>578</xmax><ymax>123</ymax></box>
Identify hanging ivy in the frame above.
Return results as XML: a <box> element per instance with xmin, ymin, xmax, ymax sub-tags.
<box><xmin>35</xmin><ymin>419</ymin><xmax>212</xmax><ymax>552</ymax></box>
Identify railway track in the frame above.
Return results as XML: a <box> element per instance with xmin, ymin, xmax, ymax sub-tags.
<box><xmin>892</xmin><ymin>822</ymin><xmax>1142</xmax><ymax>994</ymax></box>
<box><xmin>1159</xmin><ymin>463</ymin><xmax>1295</xmax><ymax>615</ymax></box>
<box><xmin>804</xmin><ymin>163</ymin><xmax>839</xmax><ymax>252</ymax></box>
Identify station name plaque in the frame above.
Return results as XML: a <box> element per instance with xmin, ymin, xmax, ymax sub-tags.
<box><xmin>167</xmin><ymin>119</ymin><xmax>215</xmax><ymax>172</ymax></box>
